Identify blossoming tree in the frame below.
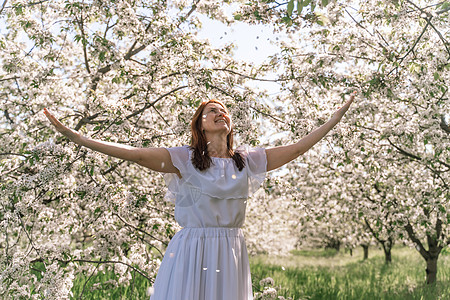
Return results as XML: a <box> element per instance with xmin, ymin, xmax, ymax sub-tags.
<box><xmin>235</xmin><ymin>0</ymin><xmax>449</xmax><ymax>284</ymax></box>
<box><xmin>1</xmin><ymin>0</ymin><xmax>449</xmax><ymax>299</ymax></box>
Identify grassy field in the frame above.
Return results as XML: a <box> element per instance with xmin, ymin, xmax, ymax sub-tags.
<box><xmin>250</xmin><ymin>246</ymin><xmax>450</xmax><ymax>300</ymax></box>
<box><xmin>70</xmin><ymin>246</ymin><xmax>450</xmax><ymax>299</ymax></box>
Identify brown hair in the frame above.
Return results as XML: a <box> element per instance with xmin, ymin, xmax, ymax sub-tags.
<box><xmin>190</xmin><ymin>99</ymin><xmax>245</xmax><ymax>171</ymax></box>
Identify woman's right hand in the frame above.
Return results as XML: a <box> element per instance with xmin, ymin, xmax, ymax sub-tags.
<box><xmin>43</xmin><ymin>108</ymin><xmax>80</xmax><ymax>142</ymax></box>
<box><xmin>43</xmin><ymin>108</ymin><xmax>179</xmax><ymax>174</ymax></box>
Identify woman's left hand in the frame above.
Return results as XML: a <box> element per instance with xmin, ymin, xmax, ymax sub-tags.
<box><xmin>333</xmin><ymin>91</ymin><xmax>357</xmax><ymax>120</ymax></box>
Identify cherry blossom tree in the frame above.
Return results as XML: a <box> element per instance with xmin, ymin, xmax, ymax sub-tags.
<box><xmin>236</xmin><ymin>0</ymin><xmax>449</xmax><ymax>283</ymax></box>
<box><xmin>1</xmin><ymin>0</ymin><xmax>449</xmax><ymax>298</ymax></box>
<box><xmin>0</xmin><ymin>0</ymin><xmax>275</xmax><ymax>298</ymax></box>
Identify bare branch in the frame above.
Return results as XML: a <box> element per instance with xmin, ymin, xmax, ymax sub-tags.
<box><xmin>176</xmin><ymin>0</ymin><xmax>201</xmax><ymax>28</ymax></box>
<box><xmin>387</xmin><ymin>138</ymin><xmax>450</xmax><ymax>170</ymax></box>
<box><xmin>441</xmin><ymin>115</ymin><xmax>450</xmax><ymax>133</ymax></box>
<box><xmin>250</xmin><ymin>105</ymin><xmax>287</xmax><ymax>124</ymax></box>
<box><xmin>78</xmin><ymin>262</ymin><xmax>101</xmax><ymax>300</ymax></box>
<box><xmin>113</xmin><ymin>213</ymin><xmax>167</xmax><ymax>247</ymax></box>
<box><xmin>405</xmin><ymin>0</ymin><xmax>450</xmax><ymax>57</ymax></box>
<box><xmin>0</xmin><ymin>76</ymin><xmax>19</xmax><ymax>82</ymax></box>
<box><xmin>74</xmin><ymin>112</ymin><xmax>101</xmax><ymax>131</ymax></box>
<box><xmin>437</xmin><ymin>6</ymin><xmax>450</xmax><ymax>14</ymax></box>
<box><xmin>213</xmin><ymin>68</ymin><xmax>289</xmax><ymax>83</ymax></box>
<box><xmin>75</xmin><ymin>14</ymin><xmax>91</xmax><ymax>74</ymax></box>
<box><xmin>31</xmin><ymin>258</ymin><xmax>153</xmax><ymax>281</ymax></box>
<box><xmin>0</xmin><ymin>0</ymin><xmax>8</xmax><ymax>14</ymax></box>
<box><xmin>405</xmin><ymin>222</ymin><xmax>429</xmax><ymax>259</ymax></box>
<box><xmin>125</xmin><ymin>85</ymin><xmax>188</xmax><ymax>120</ymax></box>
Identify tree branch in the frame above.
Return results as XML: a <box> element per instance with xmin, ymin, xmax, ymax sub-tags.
<box><xmin>113</xmin><ymin>213</ymin><xmax>167</xmax><ymax>247</ymax></box>
<box><xmin>125</xmin><ymin>85</ymin><xmax>188</xmax><ymax>120</ymax></box>
<box><xmin>78</xmin><ymin>262</ymin><xmax>101</xmax><ymax>300</ymax></box>
<box><xmin>32</xmin><ymin>257</ymin><xmax>153</xmax><ymax>281</ymax></box>
<box><xmin>75</xmin><ymin>14</ymin><xmax>91</xmax><ymax>74</ymax></box>
<box><xmin>441</xmin><ymin>115</ymin><xmax>450</xmax><ymax>133</ymax></box>
<box><xmin>0</xmin><ymin>0</ymin><xmax>7</xmax><ymax>14</ymax></box>
<box><xmin>387</xmin><ymin>138</ymin><xmax>450</xmax><ymax>170</ymax></box>
<box><xmin>405</xmin><ymin>222</ymin><xmax>429</xmax><ymax>259</ymax></box>
<box><xmin>213</xmin><ymin>68</ymin><xmax>289</xmax><ymax>83</ymax></box>
<box><xmin>406</xmin><ymin>0</ymin><xmax>450</xmax><ymax>57</ymax></box>
<box><xmin>0</xmin><ymin>76</ymin><xmax>19</xmax><ymax>82</ymax></box>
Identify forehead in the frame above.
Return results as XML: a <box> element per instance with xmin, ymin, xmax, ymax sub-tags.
<box><xmin>204</xmin><ymin>102</ymin><xmax>227</xmax><ymax>111</ymax></box>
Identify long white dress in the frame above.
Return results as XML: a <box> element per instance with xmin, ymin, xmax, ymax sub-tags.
<box><xmin>150</xmin><ymin>145</ymin><xmax>267</xmax><ymax>300</ymax></box>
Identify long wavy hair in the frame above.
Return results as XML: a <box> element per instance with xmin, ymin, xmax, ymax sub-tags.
<box><xmin>190</xmin><ymin>99</ymin><xmax>245</xmax><ymax>171</ymax></box>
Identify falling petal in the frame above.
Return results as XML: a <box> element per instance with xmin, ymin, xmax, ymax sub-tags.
<box><xmin>161</xmin><ymin>162</ymin><xmax>165</xmax><ymax>168</ymax></box>
<box><xmin>203</xmin><ymin>267</ymin><xmax>208</xmax><ymax>271</ymax></box>
<box><xmin>169</xmin><ymin>252</ymin><xmax>175</xmax><ymax>258</ymax></box>
<box><xmin>216</xmin><ymin>269</ymin><xmax>220</xmax><ymax>273</ymax></box>
<box><xmin>231</xmin><ymin>174</ymin><xmax>236</xmax><ymax>179</ymax></box>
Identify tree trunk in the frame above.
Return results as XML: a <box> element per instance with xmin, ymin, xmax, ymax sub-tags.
<box><xmin>325</xmin><ymin>238</ymin><xmax>341</xmax><ymax>252</ymax></box>
<box><xmin>426</xmin><ymin>256</ymin><xmax>438</xmax><ymax>284</ymax></box>
<box><xmin>381</xmin><ymin>240</ymin><xmax>393</xmax><ymax>264</ymax></box>
<box><xmin>404</xmin><ymin>221</ymin><xmax>443</xmax><ymax>285</ymax></box>
<box><xmin>362</xmin><ymin>244</ymin><xmax>369</xmax><ymax>260</ymax></box>
<box><xmin>383</xmin><ymin>246</ymin><xmax>392</xmax><ymax>264</ymax></box>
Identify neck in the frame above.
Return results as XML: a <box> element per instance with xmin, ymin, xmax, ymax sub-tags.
<box><xmin>205</xmin><ymin>133</ymin><xmax>230</xmax><ymax>158</ymax></box>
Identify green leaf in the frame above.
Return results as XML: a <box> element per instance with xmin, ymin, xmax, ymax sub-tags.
<box><xmin>315</xmin><ymin>12</ymin><xmax>329</xmax><ymax>25</ymax></box>
<box><xmin>434</xmin><ymin>72</ymin><xmax>440</xmax><ymax>80</ymax></box>
<box><xmin>297</xmin><ymin>0</ymin><xmax>304</xmax><ymax>15</ymax></box>
<box><xmin>253</xmin><ymin>10</ymin><xmax>262</xmax><ymax>20</ymax></box>
<box><xmin>282</xmin><ymin>16</ymin><xmax>293</xmax><ymax>26</ymax></box>
<box><xmin>439</xmin><ymin>1</ymin><xmax>450</xmax><ymax>10</ymax></box>
<box><xmin>234</xmin><ymin>14</ymin><xmax>241</xmax><ymax>21</ymax></box>
<box><xmin>287</xmin><ymin>0</ymin><xmax>295</xmax><ymax>17</ymax></box>
<box><xmin>322</xmin><ymin>0</ymin><xmax>329</xmax><ymax>6</ymax></box>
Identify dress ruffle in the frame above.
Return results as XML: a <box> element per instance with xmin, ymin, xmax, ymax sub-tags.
<box><xmin>164</xmin><ymin>146</ymin><xmax>266</xmax><ymax>204</ymax></box>
<box><xmin>236</xmin><ymin>145</ymin><xmax>267</xmax><ymax>197</ymax></box>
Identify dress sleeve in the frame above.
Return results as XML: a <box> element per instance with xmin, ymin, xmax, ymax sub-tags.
<box><xmin>238</xmin><ymin>145</ymin><xmax>267</xmax><ymax>196</ymax></box>
<box><xmin>163</xmin><ymin>146</ymin><xmax>190</xmax><ymax>203</ymax></box>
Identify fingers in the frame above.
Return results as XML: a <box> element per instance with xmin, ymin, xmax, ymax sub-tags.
<box><xmin>43</xmin><ymin>108</ymin><xmax>66</xmax><ymax>130</ymax></box>
<box><xmin>43</xmin><ymin>108</ymin><xmax>58</xmax><ymax>126</ymax></box>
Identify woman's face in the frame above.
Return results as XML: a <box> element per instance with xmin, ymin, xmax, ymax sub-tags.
<box><xmin>201</xmin><ymin>103</ymin><xmax>232</xmax><ymax>134</ymax></box>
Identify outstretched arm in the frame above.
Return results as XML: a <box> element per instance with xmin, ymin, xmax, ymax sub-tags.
<box><xmin>43</xmin><ymin>108</ymin><xmax>180</xmax><ymax>175</ymax></box>
<box><xmin>265</xmin><ymin>92</ymin><xmax>356</xmax><ymax>172</ymax></box>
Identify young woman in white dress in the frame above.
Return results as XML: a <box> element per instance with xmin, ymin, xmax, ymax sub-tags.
<box><xmin>44</xmin><ymin>93</ymin><xmax>355</xmax><ymax>299</ymax></box>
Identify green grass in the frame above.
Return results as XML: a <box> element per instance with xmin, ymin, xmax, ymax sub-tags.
<box><xmin>68</xmin><ymin>247</ymin><xmax>450</xmax><ymax>299</ymax></box>
<box><xmin>250</xmin><ymin>246</ymin><xmax>450</xmax><ymax>300</ymax></box>
<box><xmin>71</xmin><ymin>268</ymin><xmax>151</xmax><ymax>300</ymax></box>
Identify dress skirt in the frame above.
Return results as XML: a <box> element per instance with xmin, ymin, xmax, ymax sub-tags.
<box><xmin>150</xmin><ymin>227</ymin><xmax>253</xmax><ymax>300</ymax></box>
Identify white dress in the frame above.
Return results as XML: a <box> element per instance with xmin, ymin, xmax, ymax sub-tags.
<box><xmin>150</xmin><ymin>145</ymin><xmax>267</xmax><ymax>300</ymax></box>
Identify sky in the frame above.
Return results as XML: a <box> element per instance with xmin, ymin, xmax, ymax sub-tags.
<box><xmin>195</xmin><ymin>14</ymin><xmax>281</xmax><ymax>65</ymax></box>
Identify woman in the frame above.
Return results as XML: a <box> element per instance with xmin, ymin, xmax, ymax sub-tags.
<box><xmin>43</xmin><ymin>93</ymin><xmax>355</xmax><ymax>299</ymax></box>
